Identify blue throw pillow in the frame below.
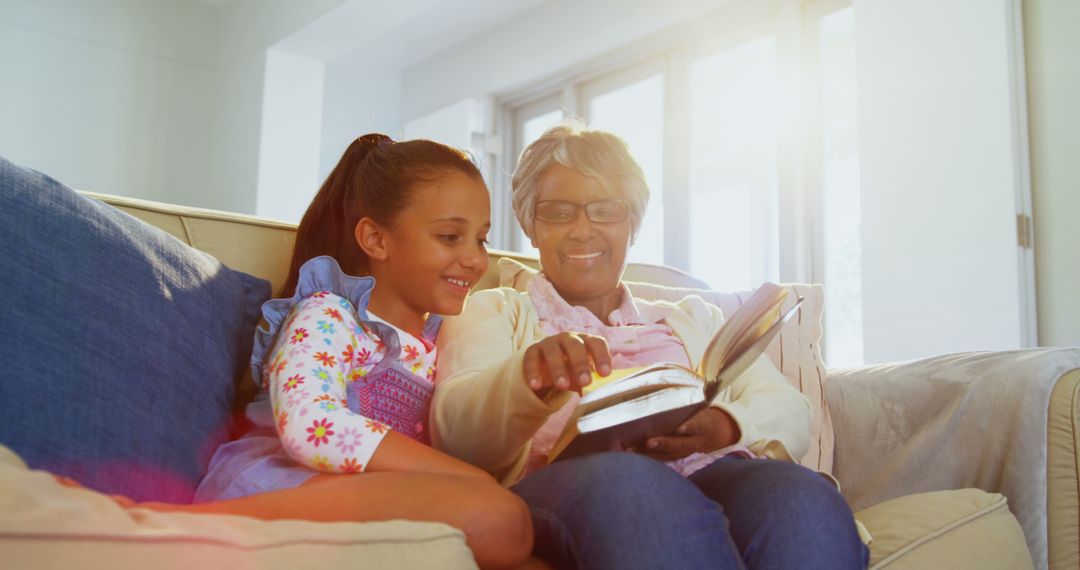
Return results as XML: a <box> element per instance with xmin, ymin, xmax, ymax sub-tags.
<box><xmin>0</xmin><ymin>156</ymin><xmax>270</xmax><ymax>503</ymax></box>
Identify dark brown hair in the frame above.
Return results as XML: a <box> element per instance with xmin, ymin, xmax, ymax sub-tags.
<box><xmin>279</xmin><ymin>133</ymin><xmax>482</xmax><ymax>297</ymax></box>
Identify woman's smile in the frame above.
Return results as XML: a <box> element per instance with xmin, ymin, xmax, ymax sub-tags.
<box><xmin>563</xmin><ymin>251</ymin><xmax>604</xmax><ymax>262</ymax></box>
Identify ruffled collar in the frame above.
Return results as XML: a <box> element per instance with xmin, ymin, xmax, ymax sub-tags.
<box><xmin>250</xmin><ymin>256</ymin><xmax>376</xmax><ymax>384</ymax></box>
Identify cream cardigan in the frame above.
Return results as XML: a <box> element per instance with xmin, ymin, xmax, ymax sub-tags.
<box><xmin>431</xmin><ymin>286</ymin><xmax>812</xmax><ymax>485</ymax></box>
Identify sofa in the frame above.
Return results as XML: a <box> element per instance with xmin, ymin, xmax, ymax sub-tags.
<box><xmin>1</xmin><ymin>157</ymin><xmax>1077</xmax><ymax>569</ymax></box>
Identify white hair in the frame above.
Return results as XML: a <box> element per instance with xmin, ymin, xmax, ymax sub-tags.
<box><xmin>511</xmin><ymin>120</ymin><xmax>649</xmax><ymax>241</ymax></box>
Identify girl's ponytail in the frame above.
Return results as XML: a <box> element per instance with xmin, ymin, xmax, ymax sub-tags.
<box><xmin>278</xmin><ymin>134</ymin><xmax>391</xmax><ymax>297</ymax></box>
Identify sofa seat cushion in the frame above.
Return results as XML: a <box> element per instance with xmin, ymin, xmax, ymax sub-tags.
<box><xmin>857</xmin><ymin>488</ymin><xmax>1032</xmax><ymax>569</ymax></box>
<box><xmin>0</xmin><ymin>445</ymin><xmax>475</xmax><ymax>570</ymax></box>
<box><xmin>0</xmin><ymin>156</ymin><xmax>270</xmax><ymax>503</ymax></box>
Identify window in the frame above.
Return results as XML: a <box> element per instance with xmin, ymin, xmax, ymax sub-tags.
<box><xmin>511</xmin><ymin>97</ymin><xmax>565</xmax><ymax>258</ymax></box>
<box><xmin>816</xmin><ymin>6</ymin><xmax>863</xmax><ymax>366</ymax></box>
<box><xmin>688</xmin><ymin>36</ymin><xmax>780</xmax><ymax>292</ymax></box>
<box><xmin>586</xmin><ymin>72</ymin><xmax>665</xmax><ymax>265</ymax></box>
<box><xmin>496</xmin><ymin>0</ymin><xmax>860</xmax><ymax>361</ymax></box>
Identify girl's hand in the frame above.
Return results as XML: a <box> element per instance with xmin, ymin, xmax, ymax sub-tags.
<box><xmin>633</xmin><ymin>407</ymin><xmax>740</xmax><ymax>462</ymax></box>
<box><xmin>522</xmin><ymin>332</ymin><xmax>612</xmax><ymax>397</ymax></box>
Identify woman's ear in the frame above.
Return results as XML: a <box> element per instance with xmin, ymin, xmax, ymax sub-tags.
<box><xmin>354</xmin><ymin>218</ymin><xmax>389</xmax><ymax>262</ymax></box>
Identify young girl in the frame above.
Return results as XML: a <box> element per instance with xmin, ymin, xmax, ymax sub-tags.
<box><xmin>180</xmin><ymin>134</ymin><xmax>533</xmax><ymax>568</ymax></box>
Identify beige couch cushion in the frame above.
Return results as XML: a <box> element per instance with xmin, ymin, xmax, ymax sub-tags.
<box><xmin>1046</xmin><ymin>367</ymin><xmax>1080</xmax><ymax>570</ymax></box>
<box><xmin>0</xmin><ymin>445</ymin><xmax>476</xmax><ymax>570</ymax></box>
<box><xmin>857</xmin><ymin>489</ymin><xmax>1032</xmax><ymax>569</ymax></box>
<box><xmin>497</xmin><ymin>257</ymin><xmax>834</xmax><ymax>473</ymax></box>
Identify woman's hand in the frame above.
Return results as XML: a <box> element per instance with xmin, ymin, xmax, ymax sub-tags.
<box><xmin>634</xmin><ymin>407</ymin><xmax>740</xmax><ymax>462</ymax></box>
<box><xmin>523</xmin><ymin>332</ymin><xmax>612</xmax><ymax>397</ymax></box>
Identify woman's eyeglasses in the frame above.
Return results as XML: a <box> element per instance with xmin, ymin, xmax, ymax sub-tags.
<box><xmin>534</xmin><ymin>200</ymin><xmax>630</xmax><ymax>224</ymax></box>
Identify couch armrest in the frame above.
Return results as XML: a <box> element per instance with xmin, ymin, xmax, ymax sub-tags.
<box><xmin>0</xmin><ymin>446</ymin><xmax>477</xmax><ymax>570</ymax></box>
<box><xmin>827</xmin><ymin>347</ymin><xmax>1080</xmax><ymax>570</ymax></box>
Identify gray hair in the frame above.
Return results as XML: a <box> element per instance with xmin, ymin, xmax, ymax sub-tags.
<box><xmin>511</xmin><ymin>120</ymin><xmax>650</xmax><ymax>242</ymax></box>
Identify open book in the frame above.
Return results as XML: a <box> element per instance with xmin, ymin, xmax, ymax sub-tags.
<box><xmin>547</xmin><ymin>283</ymin><xmax>803</xmax><ymax>463</ymax></box>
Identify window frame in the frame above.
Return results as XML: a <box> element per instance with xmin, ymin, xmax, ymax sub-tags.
<box><xmin>493</xmin><ymin>0</ymin><xmax>853</xmax><ymax>287</ymax></box>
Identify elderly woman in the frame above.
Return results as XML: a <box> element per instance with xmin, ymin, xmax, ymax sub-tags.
<box><xmin>432</xmin><ymin>123</ymin><xmax>867</xmax><ymax>569</ymax></box>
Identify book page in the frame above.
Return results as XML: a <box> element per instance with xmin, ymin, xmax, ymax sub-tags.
<box><xmin>547</xmin><ymin>365</ymin><xmax>703</xmax><ymax>463</ymax></box>
<box><xmin>579</xmin><ymin>365</ymin><xmax>702</xmax><ymax>416</ymax></box>
<box><xmin>699</xmin><ymin>283</ymin><xmax>787</xmax><ymax>385</ymax></box>
<box><xmin>577</xmin><ymin>386</ymin><xmax>706</xmax><ymax>434</ymax></box>
<box><xmin>581</xmin><ymin>366</ymin><xmax>650</xmax><ymax>396</ymax></box>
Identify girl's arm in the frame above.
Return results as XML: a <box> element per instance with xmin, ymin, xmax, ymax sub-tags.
<box><xmin>366</xmin><ymin>429</ymin><xmax>492</xmax><ymax>479</ymax></box>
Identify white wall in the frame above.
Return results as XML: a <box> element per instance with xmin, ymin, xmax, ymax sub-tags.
<box><xmin>255</xmin><ymin>49</ymin><xmax>325</xmax><ymax>222</ymax></box>
<box><xmin>319</xmin><ymin>53</ymin><xmax>403</xmax><ymax>179</ymax></box>
<box><xmin>209</xmin><ymin>0</ymin><xmax>347</xmax><ymax>214</ymax></box>
<box><xmin>854</xmin><ymin>0</ymin><xmax>1028</xmax><ymax>363</ymax></box>
<box><xmin>0</xmin><ymin>0</ymin><xmax>351</xmax><ymax>214</ymax></box>
<box><xmin>0</xmin><ymin>0</ymin><xmax>220</xmax><ymax>204</ymax></box>
<box><xmin>207</xmin><ymin>49</ymin><xmax>265</xmax><ymax>214</ymax></box>
<box><xmin>1025</xmin><ymin>0</ymin><xmax>1080</xmax><ymax>348</ymax></box>
<box><xmin>314</xmin><ymin>0</ymin><xmax>547</xmax><ymax>182</ymax></box>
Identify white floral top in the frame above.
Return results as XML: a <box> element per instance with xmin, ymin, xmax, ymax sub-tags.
<box><xmin>262</xmin><ymin>293</ymin><xmax>437</xmax><ymax>473</ymax></box>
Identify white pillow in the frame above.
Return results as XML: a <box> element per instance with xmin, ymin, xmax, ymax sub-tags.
<box><xmin>0</xmin><ymin>445</ymin><xmax>474</xmax><ymax>569</ymax></box>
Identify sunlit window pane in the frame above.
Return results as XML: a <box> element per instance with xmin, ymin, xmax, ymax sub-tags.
<box><xmin>523</xmin><ymin>110</ymin><xmax>563</xmax><ymax>147</ymax></box>
<box><xmin>688</xmin><ymin>37</ymin><xmax>780</xmax><ymax>292</ymax></box>
<box><xmin>820</xmin><ymin>7</ymin><xmax>863</xmax><ymax>367</ymax></box>
<box><xmin>588</xmin><ymin>74</ymin><xmax>665</xmax><ymax>266</ymax></box>
<box><xmin>515</xmin><ymin>110</ymin><xmax>564</xmax><ymax>256</ymax></box>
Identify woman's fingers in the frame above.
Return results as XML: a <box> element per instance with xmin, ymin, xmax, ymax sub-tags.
<box><xmin>523</xmin><ymin>332</ymin><xmax>611</xmax><ymax>396</ymax></box>
<box><xmin>522</xmin><ymin>336</ymin><xmax>574</xmax><ymax>393</ymax></box>
<box><xmin>638</xmin><ymin>408</ymin><xmax>739</xmax><ymax>461</ymax></box>
<box><xmin>639</xmin><ymin>433</ymin><xmax>706</xmax><ymax>461</ymax></box>
<box><xmin>540</xmin><ymin>336</ymin><xmax>576</xmax><ymax>390</ymax></box>
<box><xmin>522</xmin><ymin>344</ymin><xmax>551</xmax><ymax>391</ymax></box>
<box><xmin>580</xmin><ymin>335</ymin><xmax>612</xmax><ymax>377</ymax></box>
<box><xmin>557</xmin><ymin>333</ymin><xmax>596</xmax><ymax>390</ymax></box>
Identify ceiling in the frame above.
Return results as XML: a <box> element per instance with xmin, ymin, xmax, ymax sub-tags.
<box><xmin>273</xmin><ymin>0</ymin><xmax>550</xmax><ymax>65</ymax></box>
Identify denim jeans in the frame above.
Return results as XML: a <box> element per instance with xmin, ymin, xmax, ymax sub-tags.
<box><xmin>511</xmin><ymin>452</ymin><xmax>868</xmax><ymax>569</ymax></box>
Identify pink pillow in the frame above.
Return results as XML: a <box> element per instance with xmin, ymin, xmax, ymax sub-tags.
<box><xmin>496</xmin><ymin>257</ymin><xmax>834</xmax><ymax>474</ymax></box>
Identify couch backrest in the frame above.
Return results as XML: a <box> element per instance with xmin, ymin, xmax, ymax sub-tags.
<box><xmin>87</xmin><ymin>191</ymin><xmax>833</xmax><ymax>473</ymax></box>
<box><xmin>85</xmin><ymin>192</ymin><xmax>713</xmax><ymax>295</ymax></box>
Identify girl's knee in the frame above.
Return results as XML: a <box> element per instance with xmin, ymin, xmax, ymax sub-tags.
<box><xmin>464</xmin><ymin>483</ymin><xmax>534</xmax><ymax>569</ymax></box>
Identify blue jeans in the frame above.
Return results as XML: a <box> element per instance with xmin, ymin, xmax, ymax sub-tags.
<box><xmin>511</xmin><ymin>452</ymin><xmax>868</xmax><ymax>569</ymax></box>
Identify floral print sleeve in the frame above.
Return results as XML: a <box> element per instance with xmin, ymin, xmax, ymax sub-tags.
<box><xmin>264</xmin><ymin>292</ymin><xmax>389</xmax><ymax>474</ymax></box>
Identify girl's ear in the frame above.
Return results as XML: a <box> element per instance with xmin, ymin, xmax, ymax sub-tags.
<box><xmin>354</xmin><ymin>218</ymin><xmax>389</xmax><ymax>262</ymax></box>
